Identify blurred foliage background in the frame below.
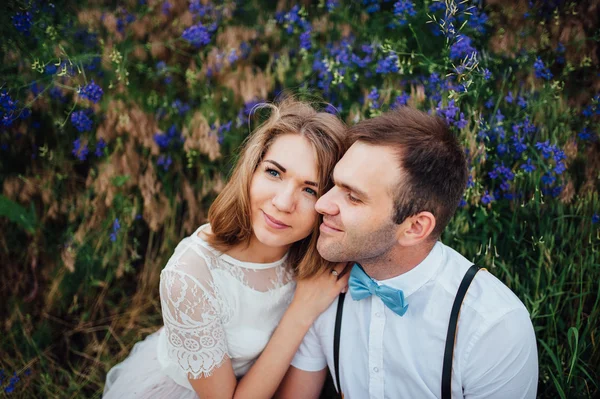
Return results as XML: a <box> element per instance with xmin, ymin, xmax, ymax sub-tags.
<box><xmin>0</xmin><ymin>0</ymin><xmax>599</xmax><ymax>397</ymax></box>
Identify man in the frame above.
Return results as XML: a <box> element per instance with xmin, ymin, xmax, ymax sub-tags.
<box><xmin>276</xmin><ymin>107</ymin><xmax>538</xmax><ymax>398</ymax></box>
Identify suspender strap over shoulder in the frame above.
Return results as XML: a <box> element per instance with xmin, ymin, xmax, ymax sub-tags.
<box><xmin>332</xmin><ymin>264</ymin><xmax>481</xmax><ymax>399</ymax></box>
<box><xmin>441</xmin><ymin>264</ymin><xmax>481</xmax><ymax>399</ymax></box>
<box><xmin>333</xmin><ymin>292</ymin><xmax>346</xmax><ymax>398</ymax></box>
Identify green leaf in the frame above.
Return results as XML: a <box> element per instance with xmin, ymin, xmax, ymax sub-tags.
<box><xmin>0</xmin><ymin>195</ymin><xmax>37</xmax><ymax>234</ymax></box>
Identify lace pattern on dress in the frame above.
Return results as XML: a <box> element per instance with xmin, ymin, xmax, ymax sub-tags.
<box><xmin>159</xmin><ymin>234</ymin><xmax>295</xmax><ymax>379</ymax></box>
<box><xmin>160</xmin><ymin>246</ymin><xmax>229</xmax><ymax>379</ymax></box>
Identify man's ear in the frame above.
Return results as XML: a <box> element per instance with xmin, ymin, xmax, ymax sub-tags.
<box><xmin>397</xmin><ymin>211</ymin><xmax>436</xmax><ymax>246</ymax></box>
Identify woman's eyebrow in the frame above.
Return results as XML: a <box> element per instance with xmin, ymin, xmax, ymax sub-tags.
<box><xmin>264</xmin><ymin>159</ymin><xmax>286</xmax><ymax>172</ymax></box>
<box><xmin>264</xmin><ymin>159</ymin><xmax>318</xmax><ymax>187</ymax></box>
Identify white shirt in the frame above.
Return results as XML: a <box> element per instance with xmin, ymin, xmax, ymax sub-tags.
<box><xmin>157</xmin><ymin>224</ymin><xmax>296</xmax><ymax>390</ymax></box>
<box><xmin>291</xmin><ymin>242</ymin><xmax>538</xmax><ymax>399</ymax></box>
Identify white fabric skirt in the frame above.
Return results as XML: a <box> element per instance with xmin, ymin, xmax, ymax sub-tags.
<box><xmin>103</xmin><ymin>329</ymin><xmax>198</xmax><ymax>399</ymax></box>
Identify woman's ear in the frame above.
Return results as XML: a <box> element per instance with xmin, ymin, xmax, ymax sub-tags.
<box><xmin>397</xmin><ymin>211</ymin><xmax>436</xmax><ymax>246</ymax></box>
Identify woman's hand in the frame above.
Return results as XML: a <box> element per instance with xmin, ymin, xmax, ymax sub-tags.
<box><xmin>289</xmin><ymin>262</ymin><xmax>351</xmax><ymax>326</ymax></box>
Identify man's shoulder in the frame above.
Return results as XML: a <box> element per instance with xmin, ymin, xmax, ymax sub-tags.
<box><xmin>438</xmin><ymin>243</ymin><xmax>529</xmax><ymax>323</ymax></box>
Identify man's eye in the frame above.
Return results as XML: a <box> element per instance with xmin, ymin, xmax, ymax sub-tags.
<box><xmin>266</xmin><ymin>168</ymin><xmax>280</xmax><ymax>178</ymax></box>
<box><xmin>348</xmin><ymin>193</ymin><xmax>360</xmax><ymax>203</ymax></box>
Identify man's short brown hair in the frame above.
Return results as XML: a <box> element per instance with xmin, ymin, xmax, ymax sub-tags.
<box><xmin>347</xmin><ymin>106</ymin><xmax>468</xmax><ymax>239</ymax></box>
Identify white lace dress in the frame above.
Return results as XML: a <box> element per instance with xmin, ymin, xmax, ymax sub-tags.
<box><xmin>103</xmin><ymin>224</ymin><xmax>296</xmax><ymax>398</ymax></box>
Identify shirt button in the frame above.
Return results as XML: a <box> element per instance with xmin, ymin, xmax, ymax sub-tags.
<box><xmin>373</xmin><ymin>367</ymin><xmax>379</xmax><ymax>373</ymax></box>
<box><xmin>375</xmin><ymin>312</ymin><xmax>382</xmax><ymax>317</ymax></box>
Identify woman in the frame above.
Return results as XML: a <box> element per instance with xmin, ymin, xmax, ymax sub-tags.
<box><xmin>103</xmin><ymin>97</ymin><xmax>350</xmax><ymax>398</ymax></box>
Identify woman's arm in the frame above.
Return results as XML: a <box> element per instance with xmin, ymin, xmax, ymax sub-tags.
<box><xmin>188</xmin><ymin>263</ymin><xmax>350</xmax><ymax>399</ymax></box>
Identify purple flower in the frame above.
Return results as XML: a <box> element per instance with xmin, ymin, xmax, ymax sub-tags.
<box><xmin>483</xmin><ymin>68</ymin><xmax>492</xmax><ymax>80</ymax></box>
<box><xmin>534</xmin><ymin>57</ymin><xmax>553</xmax><ymax>80</ymax></box>
<box><xmin>72</xmin><ymin>138</ymin><xmax>89</xmax><ymax>161</ymax></box>
<box><xmin>593</xmin><ymin>214</ymin><xmax>599</xmax><ymax>224</ymax></box>
<box><xmin>393</xmin><ymin>92</ymin><xmax>410</xmax><ymax>108</ymax></box>
<box><xmin>326</xmin><ymin>0</ymin><xmax>339</xmax><ymax>12</ymax></box>
<box><xmin>157</xmin><ymin>154</ymin><xmax>172</xmax><ymax>171</ymax></box>
<box><xmin>505</xmin><ymin>91</ymin><xmax>514</xmax><ymax>104</ymax></box>
<box><xmin>110</xmin><ymin>218</ymin><xmax>121</xmax><ymax>242</ymax></box>
<box><xmin>450</xmin><ymin>34</ymin><xmax>478</xmax><ymax>61</ymax></box>
<box><xmin>300</xmin><ymin>28</ymin><xmax>312</xmax><ymax>51</ymax></box>
<box><xmin>162</xmin><ymin>1</ymin><xmax>172</xmax><ymax>15</ymax></box>
<box><xmin>228</xmin><ymin>49</ymin><xmax>239</xmax><ymax>64</ymax></box>
<box><xmin>521</xmin><ymin>159</ymin><xmax>536</xmax><ymax>173</ymax></box>
<box><xmin>71</xmin><ymin>110</ymin><xmax>94</xmax><ymax>132</ymax></box>
<box><xmin>79</xmin><ymin>80</ymin><xmax>103</xmax><ymax>103</ymax></box>
<box><xmin>376</xmin><ymin>52</ymin><xmax>399</xmax><ymax>74</ymax></box>
<box><xmin>393</xmin><ymin>0</ymin><xmax>417</xmax><ymax>26</ymax></box>
<box><xmin>95</xmin><ymin>138</ymin><xmax>107</xmax><ymax>157</ymax></box>
<box><xmin>12</xmin><ymin>12</ymin><xmax>32</xmax><ymax>35</ymax></box>
<box><xmin>182</xmin><ymin>23</ymin><xmax>212</xmax><ymax>48</ymax></box>
<box><xmin>481</xmin><ymin>191</ymin><xmax>494</xmax><ymax>205</ymax></box>
<box><xmin>368</xmin><ymin>88</ymin><xmax>380</xmax><ymax>109</ymax></box>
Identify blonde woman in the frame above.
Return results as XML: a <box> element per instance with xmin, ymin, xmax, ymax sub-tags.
<box><xmin>103</xmin><ymin>98</ymin><xmax>350</xmax><ymax>398</ymax></box>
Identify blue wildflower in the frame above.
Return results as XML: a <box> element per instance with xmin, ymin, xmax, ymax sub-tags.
<box><xmin>182</xmin><ymin>23</ymin><xmax>212</xmax><ymax>47</ymax></box>
<box><xmin>376</xmin><ymin>52</ymin><xmax>399</xmax><ymax>74</ymax></box>
<box><xmin>593</xmin><ymin>214</ymin><xmax>599</xmax><ymax>224</ymax></box>
<box><xmin>483</xmin><ymin>68</ymin><xmax>492</xmax><ymax>80</ymax></box>
<box><xmin>12</xmin><ymin>12</ymin><xmax>32</xmax><ymax>35</ymax></box>
<box><xmin>393</xmin><ymin>0</ymin><xmax>417</xmax><ymax>26</ymax></box>
<box><xmin>72</xmin><ymin>138</ymin><xmax>89</xmax><ymax>161</ymax></box>
<box><xmin>520</xmin><ymin>159</ymin><xmax>536</xmax><ymax>173</ymax></box>
<box><xmin>541</xmin><ymin>172</ymin><xmax>556</xmax><ymax>186</ymax></box>
<box><xmin>162</xmin><ymin>1</ymin><xmax>172</xmax><ymax>15</ymax></box>
<box><xmin>367</xmin><ymin>88</ymin><xmax>380</xmax><ymax>109</ymax></box>
<box><xmin>300</xmin><ymin>28</ymin><xmax>312</xmax><ymax>51</ymax></box>
<box><xmin>326</xmin><ymin>0</ymin><xmax>339</xmax><ymax>12</ymax></box>
<box><xmin>505</xmin><ymin>91</ymin><xmax>514</xmax><ymax>104</ymax></box>
<box><xmin>29</xmin><ymin>81</ymin><xmax>44</xmax><ymax>97</ymax></box>
<box><xmin>485</xmin><ymin>98</ymin><xmax>495</xmax><ymax>109</ymax></box>
<box><xmin>450</xmin><ymin>34</ymin><xmax>478</xmax><ymax>61</ymax></box>
<box><xmin>481</xmin><ymin>191</ymin><xmax>494</xmax><ymax>205</ymax></box>
<box><xmin>534</xmin><ymin>57</ymin><xmax>553</xmax><ymax>80</ymax></box>
<box><xmin>189</xmin><ymin>0</ymin><xmax>212</xmax><ymax>16</ymax></box>
<box><xmin>172</xmin><ymin>99</ymin><xmax>190</xmax><ymax>116</ymax></box>
<box><xmin>110</xmin><ymin>218</ymin><xmax>121</xmax><ymax>242</ymax></box>
<box><xmin>393</xmin><ymin>92</ymin><xmax>410</xmax><ymax>108</ymax></box>
<box><xmin>95</xmin><ymin>138</ymin><xmax>107</xmax><ymax>157</ymax></box>
<box><xmin>79</xmin><ymin>80</ymin><xmax>103</xmax><ymax>103</ymax></box>
<box><xmin>157</xmin><ymin>154</ymin><xmax>172</xmax><ymax>171</ymax></box>
<box><xmin>71</xmin><ymin>110</ymin><xmax>94</xmax><ymax>132</ymax></box>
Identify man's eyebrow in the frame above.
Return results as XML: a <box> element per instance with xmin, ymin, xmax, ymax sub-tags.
<box><xmin>332</xmin><ymin>174</ymin><xmax>369</xmax><ymax>199</ymax></box>
<box><xmin>264</xmin><ymin>159</ymin><xmax>318</xmax><ymax>187</ymax></box>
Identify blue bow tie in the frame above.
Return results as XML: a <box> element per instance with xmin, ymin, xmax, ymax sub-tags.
<box><xmin>348</xmin><ymin>264</ymin><xmax>409</xmax><ymax>316</ymax></box>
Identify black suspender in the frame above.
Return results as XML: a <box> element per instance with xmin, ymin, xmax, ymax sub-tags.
<box><xmin>332</xmin><ymin>264</ymin><xmax>481</xmax><ymax>399</ymax></box>
<box><xmin>441</xmin><ymin>264</ymin><xmax>481</xmax><ymax>398</ymax></box>
<box><xmin>333</xmin><ymin>292</ymin><xmax>346</xmax><ymax>399</ymax></box>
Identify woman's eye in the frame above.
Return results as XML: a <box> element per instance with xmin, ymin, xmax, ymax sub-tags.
<box><xmin>304</xmin><ymin>187</ymin><xmax>317</xmax><ymax>196</ymax></box>
<box><xmin>266</xmin><ymin>168</ymin><xmax>280</xmax><ymax>178</ymax></box>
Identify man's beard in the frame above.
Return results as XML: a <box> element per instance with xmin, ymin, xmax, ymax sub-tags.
<box><xmin>317</xmin><ymin>219</ymin><xmax>398</xmax><ymax>264</ymax></box>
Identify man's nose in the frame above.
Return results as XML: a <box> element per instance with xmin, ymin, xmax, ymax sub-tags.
<box><xmin>272</xmin><ymin>184</ymin><xmax>296</xmax><ymax>213</ymax></box>
<box><xmin>315</xmin><ymin>187</ymin><xmax>339</xmax><ymax>215</ymax></box>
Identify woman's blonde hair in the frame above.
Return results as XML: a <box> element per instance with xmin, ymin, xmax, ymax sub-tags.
<box><xmin>206</xmin><ymin>96</ymin><xmax>348</xmax><ymax>278</ymax></box>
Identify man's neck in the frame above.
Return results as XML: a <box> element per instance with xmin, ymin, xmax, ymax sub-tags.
<box><xmin>359</xmin><ymin>241</ymin><xmax>436</xmax><ymax>280</ymax></box>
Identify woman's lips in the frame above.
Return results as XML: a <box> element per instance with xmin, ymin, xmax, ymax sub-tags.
<box><xmin>263</xmin><ymin>211</ymin><xmax>290</xmax><ymax>229</ymax></box>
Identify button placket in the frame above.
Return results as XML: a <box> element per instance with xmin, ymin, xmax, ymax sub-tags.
<box><xmin>368</xmin><ymin>297</ymin><xmax>386</xmax><ymax>399</ymax></box>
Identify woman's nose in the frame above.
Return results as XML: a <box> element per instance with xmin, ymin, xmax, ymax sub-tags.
<box><xmin>272</xmin><ymin>185</ymin><xmax>296</xmax><ymax>213</ymax></box>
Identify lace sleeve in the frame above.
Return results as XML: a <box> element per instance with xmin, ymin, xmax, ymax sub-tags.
<box><xmin>159</xmin><ymin>246</ymin><xmax>229</xmax><ymax>379</ymax></box>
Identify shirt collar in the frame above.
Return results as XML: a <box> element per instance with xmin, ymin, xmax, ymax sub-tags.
<box><xmin>372</xmin><ymin>241</ymin><xmax>444</xmax><ymax>298</ymax></box>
